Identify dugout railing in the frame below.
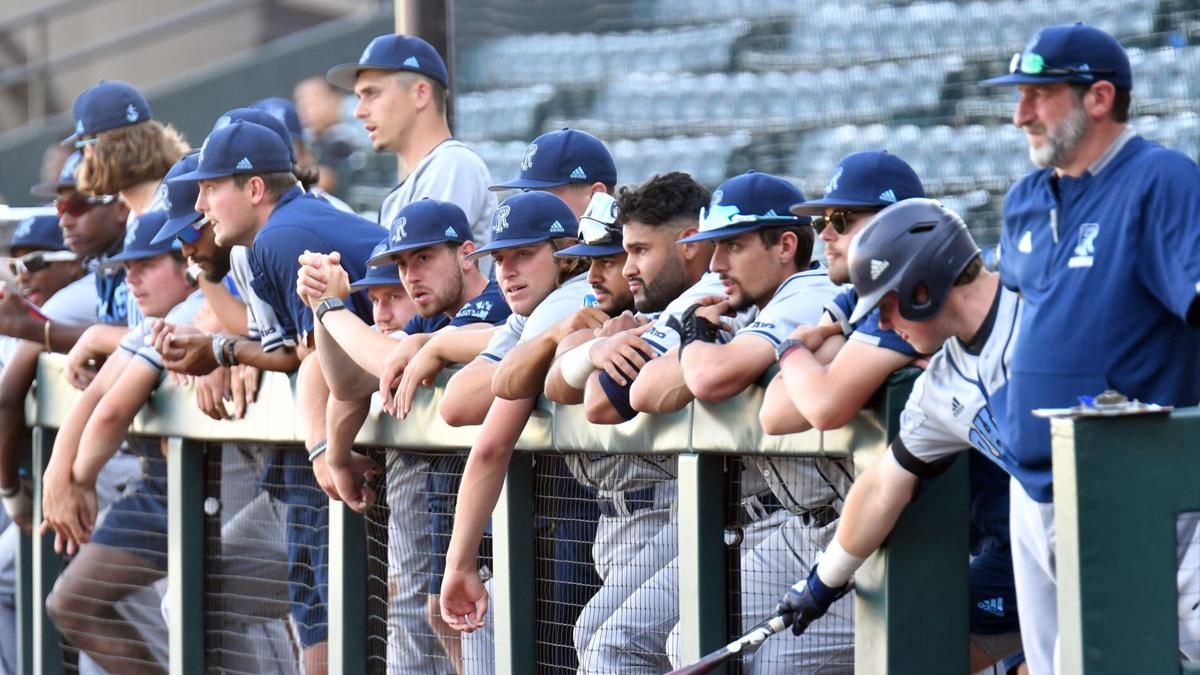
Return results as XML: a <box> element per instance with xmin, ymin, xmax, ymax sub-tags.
<box><xmin>16</xmin><ymin>353</ymin><xmax>992</xmax><ymax>674</ymax></box>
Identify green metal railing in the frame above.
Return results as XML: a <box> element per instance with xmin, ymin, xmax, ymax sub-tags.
<box><xmin>19</xmin><ymin>355</ymin><xmax>975</xmax><ymax>673</ymax></box>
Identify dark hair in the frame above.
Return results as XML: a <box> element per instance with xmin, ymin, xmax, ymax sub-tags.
<box><xmin>952</xmin><ymin>254</ymin><xmax>984</xmax><ymax>286</ymax></box>
<box><xmin>758</xmin><ymin>225</ymin><xmax>815</xmax><ymax>270</ymax></box>
<box><xmin>396</xmin><ymin>72</ymin><xmax>448</xmax><ymax>116</ymax></box>
<box><xmin>1070</xmin><ymin>82</ymin><xmax>1130</xmax><ymax>123</ymax></box>
<box><xmin>232</xmin><ymin>172</ymin><xmax>300</xmax><ymax>201</ymax></box>
<box><xmin>615</xmin><ymin>172</ymin><xmax>711</xmax><ymax>228</ymax></box>
<box><xmin>292</xmin><ymin>162</ymin><xmax>320</xmax><ymax>191</ymax></box>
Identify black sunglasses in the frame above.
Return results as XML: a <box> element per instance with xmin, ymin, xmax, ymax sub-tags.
<box><xmin>812</xmin><ymin>210</ymin><xmax>873</xmax><ymax>236</ymax></box>
<box><xmin>7</xmin><ymin>250</ymin><xmax>78</xmax><ymax>276</ymax></box>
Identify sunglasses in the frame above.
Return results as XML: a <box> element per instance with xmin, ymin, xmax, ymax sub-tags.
<box><xmin>7</xmin><ymin>250</ymin><xmax>78</xmax><ymax>276</ymax></box>
<box><xmin>811</xmin><ymin>210</ymin><xmax>872</xmax><ymax>236</ymax></box>
<box><xmin>55</xmin><ymin>194</ymin><xmax>116</xmax><ymax>218</ymax></box>
<box><xmin>176</xmin><ymin>217</ymin><xmax>208</xmax><ymax>245</ymax></box>
<box><xmin>1007</xmin><ymin>52</ymin><xmax>1115</xmax><ymax>79</ymax></box>
<box><xmin>578</xmin><ymin>193</ymin><xmax>621</xmax><ymax>245</ymax></box>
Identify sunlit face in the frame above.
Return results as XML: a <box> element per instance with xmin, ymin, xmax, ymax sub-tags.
<box><xmin>123</xmin><ymin>254</ymin><xmax>192</xmax><ymax>318</ymax></box>
<box><xmin>56</xmin><ymin>188</ymin><xmax>127</xmax><ymax>257</ymax></box>
<box><xmin>11</xmin><ymin>246</ymin><xmax>80</xmax><ymax>306</ymax></box>
<box><xmin>392</xmin><ymin>244</ymin><xmax>466</xmax><ymax>318</ymax></box>
<box><xmin>819</xmin><ymin>209</ymin><xmax>876</xmax><ymax>285</ymax></box>
<box><xmin>622</xmin><ymin>220</ymin><xmax>691</xmax><ymax>314</ymax></box>
<box><xmin>195</xmin><ymin>178</ymin><xmax>256</xmax><ymax>247</ymax></box>
<box><xmin>368</xmin><ymin>283</ymin><xmax>418</xmax><ymax>334</ymax></box>
<box><xmin>353</xmin><ymin>70</ymin><xmax>418</xmax><ymax>153</ymax></box>
<box><xmin>491</xmin><ymin>243</ymin><xmax>561</xmax><ymax>316</ymax></box>
<box><xmin>294</xmin><ymin>78</ymin><xmax>343</xmax><ymax>132</ymax></box>
<box><xmin>586</xmin><ymin>253</ymin><xmax>633</xmax><ymax>314</ymax></box>
<box><xmin>875</xmin><ymin>291</ymin><xmax>949</xmax><ymax>355</ymax></box>
<box><xmin>708</xmin><ymin>231</ymin><xmax>786</xmax><ymax>312</ymax></box>
<box><xmin>1014</xmin><ymin>83</ymin><xmax>1089</xmax><ymax>169</ymax></box>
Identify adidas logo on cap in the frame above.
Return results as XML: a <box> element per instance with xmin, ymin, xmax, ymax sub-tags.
<box><xmin>236</xmin><ymin>157</ymin><xmax>254</xmax><ymax>170</ymax></box>
<box><xmin>870</xmin><ymin>258</ymin><xmax>889</xmax><ymax>280</ymax></box>
<box><xmin>403</xmin><ymin>56</ymin><xmax>420</xmax><ymax>68</ymax></box>
<box><xmin>879</xmin><ymin>189</ymin><xmax>897</xmax><ymax>203</ymax></box>
<box><xmin>570</xmin><ymin>166</ymin><xmax>587</xmax><ymax>180</ymax></box>
<box><xmin>444</xmin><ymin>226</ymin><xmax>457</xmax><ymax>238</ymax></box>
<box><xmin>549</xmin><ymin>221</ymin><xmax>565</xmax><ymax>234</ymax></box>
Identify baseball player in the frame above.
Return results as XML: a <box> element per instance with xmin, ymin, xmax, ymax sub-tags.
<box><xmin>980</xmin><ymin>23</ymin><xmax>1200</xmax><ymax>671</ymax></box>
<box><xmin>764</xmin><ymin>151</ymin><xmax>1024</xmax><ymax>671</ymax></box>
<box><xmin>293</xmin><ymin>75</ymin><xmax>363</xmax><ymax>200</ymax></box>
<box><xmin>776</xmin><ymin>199</ymin><xmax>1027</xmax><ymax>668</ymax></box>
<box><xmin>298</xmin><ymin>198</ymin><xmax>508</xmax><ymax>675</ymax></box>
<box><xmin>41</xmin><ymin>209</ymin><xmax>202</xmax><ymax>673</ymax></box>
<box><xmin>327</xmin><ymin>34</ymin><xmax>497</xmax><ymax>273</ymax></box>
<box><xmin>625</xmin><ymin>171</ymin><xmax>845</xmax><ymax>673</ymax></box>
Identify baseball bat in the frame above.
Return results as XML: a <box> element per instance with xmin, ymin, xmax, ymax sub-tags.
<box><xmin>667</xmin><ymin>613</ymin><xmax>792</xmax><ymax>675</ymax></box>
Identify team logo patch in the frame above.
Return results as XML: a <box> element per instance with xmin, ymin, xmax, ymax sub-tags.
<box><xmin>215</xmin><ymin>115</ymin><xmax>232</xmax><ymax>129</ymax></box>
<box><xmin>548</xmin><ymin>220</ymin><xmax>565</xmax><ymax>234</ymax></box>
<box><xmin>869</xmin><ymin>259</ymin><xmax>889</xmax><ymax>280</ymax></box>
<box><xmin>492</xmin><ymin>205</ymin><xmax>512</xmax><ymax>233</ymax></box>
<box><xmin>125</xmin><ymin>104</ymin><xmax>139</xmax><ymax>123</ymax></box>
<box><xmin>879</xmin><ymin>188</ymin><xmax>897</xmax><ymax>203</ymax></box>
<box><xmin>236</xmin><ymin>157</ymin><xmax>253</xmax><ymax>171</ymax></box>
<box><xmin>825</xmin><ymin>167</ymin><xmax>843</xmax><ymax>194</ymax></box>
<box><xmin>1068</xmin><ymin>223</ymin><xmax>1098</xmax><ymax>269</ymax></box>
<box><xmin>1017</xmin><ymin>230</ymin><xmax>1032</xmax><ymax>254</ymax></box>
<box><xmin>521</xmin><ymin>144</ymin><xmax>538</xmax><ymax>172</ymax></box>
<box><xmin>159</xmin><ymin>182</ymin><xmax>171</xmax><ymax>212</ymax></box>
<box><xmin>14</xmin><ymin>218</ymin><xmax>34</xmax><ymax>240</ymax></box>
<box><xmin>391</xmin><ymin>216</ymin><xmax>408</xmax><ymax>242</ymax></box>
<box><xmin>570</xmin><ymin>166</ymin><xmax>587</xmax><ymax>180</ymax></box>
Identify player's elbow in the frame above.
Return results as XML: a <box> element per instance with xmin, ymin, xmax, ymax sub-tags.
<box><xmin>584</xmin><ymin>395</ymin><xmax>626</xmax><ymax>425</ymax></box>
<box><xmin>759</xmin><ymin>406</ymin><xmax>812</xmax><ymax>436</ymax></box>
<box><xmin>803</xmin><ymin>405</ymin><xmax>857</xmax><ymax>431</ymax></box>
<box><xmin>91</xmin><ymin>398</ymin><xmax>135</xmax><ymax>430</ymax></box>
<box><xmin>684</xmin><ymin>368</ymin><xmax>743</xmax><ymax>402</ymax></box>
<box><xmin>544</xmin><ymin>373</ymin><xmax>584</xmax><ymax>406</ymax></box>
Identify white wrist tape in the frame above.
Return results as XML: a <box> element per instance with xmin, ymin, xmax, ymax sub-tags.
<box><xmin>815</xmin><ymin>538</ymin><xmax>866</xmax><ymax>587</ymax></box>
<box><xmin>561</xmin><ymin>338</ymin><xmax>602</xmax><ymax>389</ymax></box>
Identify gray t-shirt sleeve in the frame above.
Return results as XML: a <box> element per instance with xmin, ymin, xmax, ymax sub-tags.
<box><xmin>517</xmin><ymin>275</ymin><xmax>590</xmax><ymax>344</ymax></box>
<box><xmin>735</xmin><ymin>272</ymin><xmax>839</xmax><ymax>347</ymax></box>
<box><xmin>480</xmin><ymin>313</ymin><xmax>526</xmax><ymax>362</ymax></box>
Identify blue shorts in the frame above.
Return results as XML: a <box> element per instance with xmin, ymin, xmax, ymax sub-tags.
<box><xmin>276</xmin><ymin>446</ymin><xmax>329</xmax><ymax>647</ymax></box>
<box><xmin>92</xmin><ymin>455</ymin><xmax>168</xmax><ymax>572</ymax></box>
<box><xmin>969</xmin><ymin>541</ymin><xmax>1021</xmax><ymax>635</ymax></box>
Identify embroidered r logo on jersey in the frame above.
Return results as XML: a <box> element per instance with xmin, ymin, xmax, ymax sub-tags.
<box><xmin>1068</xmin><ymin>223</ymin><xmax>1098</xmax><ymax>268</ymax></box>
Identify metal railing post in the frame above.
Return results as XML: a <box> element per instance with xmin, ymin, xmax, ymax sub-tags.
<box><xmin>676</xmin><ymin>452</ymin><xmax>729</xmax><ymax>670</ymax></box>
<box><xmin>1053</xmin><ymin>410</ymin><xmax>1200</xmax><ymax>673</ymax></box>
<box><xmin>492</xmin><ymin>451</ymin><xmax>537</xmax><ymax>673</ymax></box>
<box><xmin>30</xmin><ymin>426</ymin><xmax>63</xmax><ymax>675</ymax></box>
<box><xmin>167</xmin><ymin>437</ymin><xmax>205</xmax><ymax>675</ymax></box>
<box><xmin>328</xmin><ymin>500</ymin><xmax>367</xmax><ymax>674</ymax></box>
<box><xmin>15</xmin><ymin>436</ymin><xmax>35</xmax><ymax>675</ymax></box>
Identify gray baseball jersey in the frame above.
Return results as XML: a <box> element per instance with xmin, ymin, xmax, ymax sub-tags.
<box><xmin>641</xmin><ymin>272</ymin><xmax>755</xmax><ymax>356</ymax></box>
<box><xmin>118</xmin><ymin>290</ymin><xmax>205</xmax><ymax>372</ymax></box>
<box><xmin>478</xmin><ymin>273</ymin><xmax>589</xmax><ymax>362</ymax></box>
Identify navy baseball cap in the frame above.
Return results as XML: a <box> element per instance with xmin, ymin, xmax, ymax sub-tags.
<box><xmin>466</xmin><ymin>191</ymin><xmax>579</xmax><ymax>261</ymax></box>
<box><xmin>367</xmin><ymin>199</ymin><xmax>472</xmax><ymax>266</ymax></box>
<box><xmin>6</xmin><ymin>215</ymin><xmax>67</xmax><ymax>254</ymax></box>
<box><xmin>327</xmin><ymin>34</ymin><xmax>449</xmax><ymax>90</ymax></box>
<box><xmin>151</xmin><ymin>153</ymin><xmax>206</xmax><ymax>245</ymax></box>
<box><xmin>352</xmin><ymin>240</ymin><xmax>406</xmax><ymax>289</ymax></box>
<box><xmin>490</xmin><ymin>128</ymin><xmax>618</xmax><ymax>191</ymax></box>
<box><xmin>790</xmin><ymin>151</ymin><xmax>926</xmax><ymax>215</ymax></box>
<box><xmin>679</xmin><ymin>172</ymin><xmax>809</xmax><ymax>244</ymax></box>
<box><xmin>213</xmin><ymin>108</ymin><xmax>297</xmax><ymax>163</ymax></box>
<box><xmin>170</xmin><ymin>121</ymin><xmax>293</xmax><ymax>184</ymax></box>
<box><xmin>63</xmin><ymin>80</ymin><xmax>152</xmax><ymax>145</ymax></box>
<box><xmin>981</xmin><ymin>23</ymin><xmax>1132</xmax><ymax>91</ymax></box>
<box><xmin>102</xmin><ymin>210</ymin><xmax>178</xmax><ymax>267</ymax></box>
<box><xmin>30</xmin><ymin>151</ymin><xmax>83</xmax><ymax>199</ymax></box>
<box><xmin>252</xmin><ymin>97</ymin><xmax>303</xmax><ymax>142</ymax></box>
<box><xmin>556</xmin><ymin>192</ymin><xmax>623</xmax><ymax>257</ymax></box>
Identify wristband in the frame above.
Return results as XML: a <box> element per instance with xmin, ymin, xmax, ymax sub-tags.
<box><xmin>776</xmin><ymin>338</ymin><xmax>808</xmax><ymax>362</ymax></box>
<box><xmin>43</xmin><ymin>320</ymin><xmax>52</xmax><ymax>353</ymax></box>
<box><xmin>561</xmin><ymin>338</ymin><xmax>601</xmax><ymax>389</ymax></box>
<box><xmin>316</xmin><ymin>297</ymin><xmax>347</xmax><ymax>324</ymax></box>
<box><xmin>308</xmin><ymin>440</ymin><xmax>328</xmax><ymax>462</ymax></box>
<box><xmin>2</xmin><ymin>480</ymin><xmax>31</xmax><ymax>521</ymax></box>
<box><xmin>815</xmin><ymin>538</ymin><xmax>866</xmax><ymax>588</ymax></box>
<box><xmin>671</xmin><ymin>303</ymin><xmax>721</xmax><ymax>358</ymax></box>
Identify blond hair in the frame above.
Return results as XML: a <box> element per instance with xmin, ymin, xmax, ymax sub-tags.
<box><xmin>77</xmin><ymin>120</ymin><xmax>189</xmax><ymax>195</ymax></box>
<box><xmin>550</xmin><ymin>236</ymin><xmax>589</xmax><ymax>283</ymax></box>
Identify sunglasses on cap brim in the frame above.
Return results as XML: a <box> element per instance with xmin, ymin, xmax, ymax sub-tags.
<box><xmin>7</xmin><ymin>250</ymin><xmax>78</xmax><ymax>276</ymax></box>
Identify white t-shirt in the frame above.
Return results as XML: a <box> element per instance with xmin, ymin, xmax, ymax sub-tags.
<box><xmin>0</xmin><ymin>273</ymin><xmax>98</xmax><ymax>369</ymax></box>
<box><xmin>480</xmin><ymin>274</ymin><xmax>590</xmax><ymax>362</ymax></box>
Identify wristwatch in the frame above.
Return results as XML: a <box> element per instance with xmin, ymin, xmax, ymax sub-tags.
<box><xmin>775</xmin><ymin>338</ymin><xmax>808</xmax><ymax>361</ymax></box>
<box><xmin>316</xmin><ymin>297</ymin><xmax>347</xmax><ymax>324</ymax></box>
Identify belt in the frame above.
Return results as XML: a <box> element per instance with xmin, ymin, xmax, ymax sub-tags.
<box><xmin>597</xmin><ymin>485</ymin><xmax>658</xmax><ymax>518</ymax></box>
<box><xmin>798</xmin><ymin>504</ymin><xmax>840</xmax><ymax>529</ymax></box>
<box><xmin>737</xmin><ymin>491</ymin><xmax>783</xmax><ymax>524</ymax></box>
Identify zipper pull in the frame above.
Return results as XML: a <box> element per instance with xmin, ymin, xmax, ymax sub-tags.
<box><xmin>1050</xmin><ymin>207</ymin><xmax>1059</xmax><ymax>244</ymax></box>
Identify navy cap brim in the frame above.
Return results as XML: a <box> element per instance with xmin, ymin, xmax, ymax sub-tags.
<box><xmin>350</xmin><ymin>275</ymin><xmax>404</xmax><ymax>290</ymax></box>
<box><xmin>366</xmin><ymin>237</ymin><xmax>456</xmax><ymax>266</ymax></box>
<box><xmin>30</xmin><ymin>181</ymin><xmax>65</xmax><ymax>199</ymax></box>
<box><xmin>150</xmin><ymin>213</ymin><xmax>204</xmax><ymax>246</ymax></box>
<box><xmin>790</xmin><ymin>197</ymin><xmax>887</xmax><ymax>216</ymax></box>
<box><xmin>465</xmin><ymin>235</ymin><xmax>554</xmax><ymax>261</ymax></box>
<box><xmin>979</xmin><ymin>73</ymin><xmax>1078</xmax><ymax>87</ymax></box>
<box><xmin>99</xmin><ymin>246</ymin><xmax>175</xmax><ymax>268</ymax></box>
<box><xmin>489</xmin><ymin>177</ymin><xmax>569</xmax><ymax>191</ymax></box>
<box><xmin>677</xmin><ymin>223</ymin><xmax>764</xmax><ymax>244</ymax></box>
<box><xmin>168</xmin><ymin>168</ymin><xmax>228</xmax><ymax>184</ymax></box>
<box><xmin>554</xmin><ymin>242</ymin><xmax>624</xmax><ymax>258</ymax></box>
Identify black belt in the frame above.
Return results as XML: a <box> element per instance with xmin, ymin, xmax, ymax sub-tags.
<box><xmin>597</xmin><ymin>485</ymin><xmax>658</xmax><ymax>518</ymax></box>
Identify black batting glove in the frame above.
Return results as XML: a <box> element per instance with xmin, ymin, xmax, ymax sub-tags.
<box><xmin>776</xmin><ymin>565</ymin><xmax>853</xmax><ymax>636</ymax></box>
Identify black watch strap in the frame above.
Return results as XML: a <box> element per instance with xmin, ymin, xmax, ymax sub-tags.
<box><xmin>316</xmin><ymin>297</ymin><xmax>347</xmax><ymax>323</ymax></box>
